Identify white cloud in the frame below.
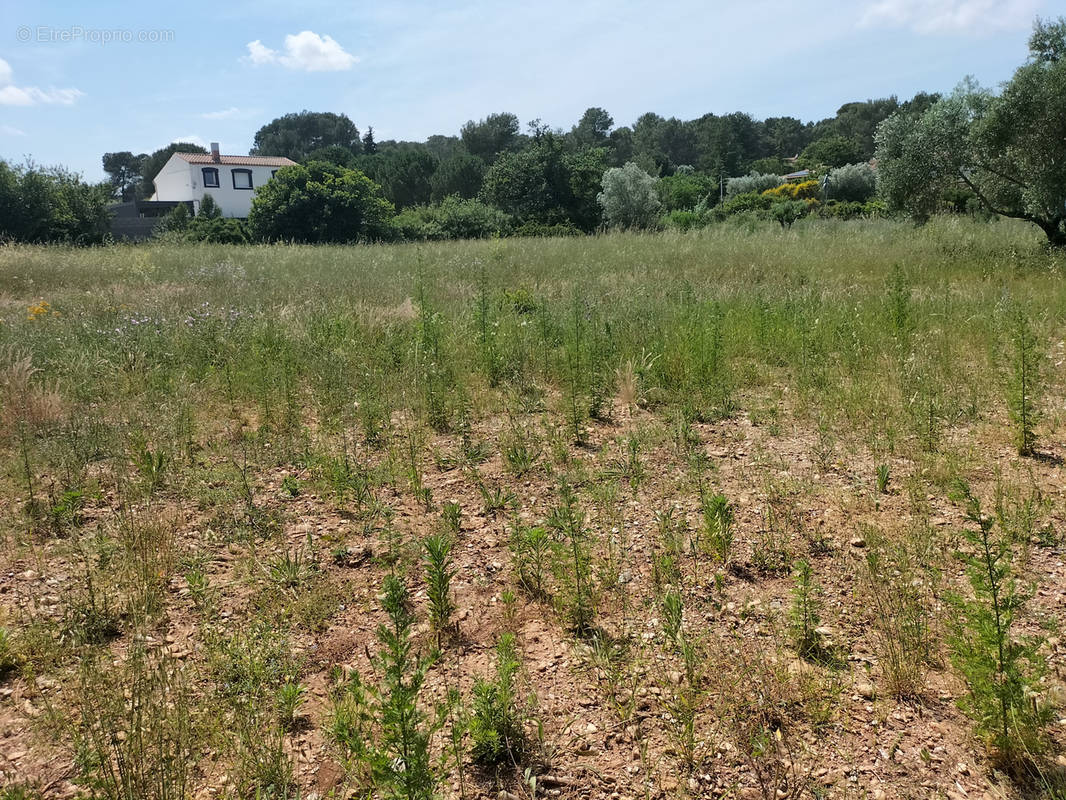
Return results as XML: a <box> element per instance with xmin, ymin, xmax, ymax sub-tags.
<box><xmin>0</xmin><ymin>124</ymin><xmax>26</xmax><ymax>136</ymax></box>
<box><xmin>0</xmin><ymin>56</ymin><xmax>84</xmax><ymax>106</ymax></box>
<box><xmin>246</xmin><ymin>40</ymin><xmax>277</xmax><ymax>66</ymax></box>
<box><xmin>0</xmin><ymin>85</ymin><xmax>84</xmax><ymax>106</ymax></box>
<box><xmin>245</xmin><ymin>31</ymin><xmax>358</xmax><ymax>71</ymax></box>
<box><xmin>201</xmin><ymin>106</ymin><xmax>244</xmax><ymax>120</ymax></box>
<box><xmin>859</xmin><ymin>0</ymin><xmax>1041</xmax><ymax>34</ymax></box>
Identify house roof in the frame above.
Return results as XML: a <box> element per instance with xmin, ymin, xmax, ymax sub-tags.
<box><xmin>176</xmin><ymin>153</ymin><xmax>298</xmax><ymax>167</ymax></box>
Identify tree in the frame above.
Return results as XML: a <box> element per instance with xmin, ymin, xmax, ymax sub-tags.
<box><xmin>0</xmin><ymin>160</ymin><xmax>112</xmax><ymax>243</ymax></box>
<box><xmin>761</xmin><ymin>116</ymin><xmax>811</xmax><ymax>159</ymax></box>
<box><xmin>480</xmin><ymin>133</ymin><xmax>605</xmax><ymax>231</ymax></box>
<box><xmin>362</xmin><ymin>126</ymin><xmax>377</xmax><ymax>155</ymax></box>
<box><xmin>460</xmin><ymin>113</ymin><xmax>520</xmax><ymax>164</ymax></box>
<box><xmin>657</xmin><ymin>171</ymin><xmax>716</xmax><ymax>211</ymax></box>
<box><xmin>831</xmin><ymin>98</ymin><xmax>901</xmax><ymax>160</ymax></box>
<box><xmin>693</xmin><ymin>113</ymin><xmax>763</xmax><ymax>180</ymax></box>
<box><xmin>247</xmin><ymin>161</ymin><xmax>394</xmax><ymax>244</ymax></box>
<box><xmin>197</xmin><ymin>193</ymin><xmax>222</xmax><ymax>219</ymax></box>
<box><xmin>375</xmin><ymin>149</ymin><xmax>437</xmax><ymax>209</ymax></box>
<box><xmin>631</xmin><ymin>112</ymin><xmax>669</xmax><ymax>174</ymax></box>
<box><xmin>430</xmin><ymin>154</ymin><xmax>485</xmax><ymax>202</ymax></box>
<box><xmin>251</xmin><ymin>111</ymin><xmax>361</xmax><ymax>161</ymax></box>
<box><xmin>305</xmin><ymin>145</ymin><xmax>357</xmax><ymax>167</ymax></box>
<box><xmin>597</xmin><ymin>162</ymin><xmax>661</xmax><ymax>230</ymax></box>
<box><xmin>571</xmin><ymin>107</ymin><xmax>613</xmax><ymax>149</ymax></box>
<box><xmin>102</xmin><ymin>151</ymin><xmax>146</xmax><ymax>201</ymax></box>
<box><xmin>876</xmin><ymin>17</ymin><xmax>1066</xmax><ymax>246</ymax></box>
<box><xmin>140</xmin><ymin>142</ymin><xmax>207</xmax><ymax>199</ymax></box>
<box><xmin>826</xmin><ymin>162</ymin><xmax>877</xmax><ymax>203</ymax></box>
<box><xmin>424</xmin><ymin>135</ymin><xmax>463</xmax><ymax>161</ymax></box>
<box><xmin>798</xmin><ymin>134</ymin><xmax>864</xmax><ymax>169</ymax></box>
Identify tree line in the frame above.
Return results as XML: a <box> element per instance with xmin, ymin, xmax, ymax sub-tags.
<box><xmin>0</xmin><ymin>16</ymin><xmax>1062</xmax><ymax>246</ymax></box>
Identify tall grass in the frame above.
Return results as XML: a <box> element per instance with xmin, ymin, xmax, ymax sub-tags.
<box><xmin>2</xmin><ymin>216</ymin><xmax>1065</xmax><ymax>794</ymax></box>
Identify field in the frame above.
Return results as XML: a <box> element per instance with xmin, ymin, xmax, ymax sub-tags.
<box><xmin>0</xmin><ymin>218</ymin><xmax>1065</xmax><ymax>799</ymax></box>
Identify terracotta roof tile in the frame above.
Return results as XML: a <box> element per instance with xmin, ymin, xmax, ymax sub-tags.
<box><xmin>177</xmin><ymin>153</ymin><xmax>298</xmax><ymax>167</ymax></box>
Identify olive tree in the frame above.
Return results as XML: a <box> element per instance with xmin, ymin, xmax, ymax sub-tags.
<box><xmin>875</xmin><ymin>17</ymin><xmax>1066</xmax><ymax>246</ymax></box>
<box><xmin>827</xmin><ymin>163</ymin><xmax>876</xmax><ymax>203</ymax></box>
<box><xmin>597</xmin><ymin>162</ymin><xmax>661</xmax><ymax>230</ymax></box>
<box><xmin>725</xmin><ymin>172</ymin><xmax>782</xmax><ymax>198</ymax></box>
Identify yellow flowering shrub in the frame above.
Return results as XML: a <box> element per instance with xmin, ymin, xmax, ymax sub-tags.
<box><xmin>762</xmin><ymin>180</ymin><xmax>821</xmax><ymax>201</ymax></box>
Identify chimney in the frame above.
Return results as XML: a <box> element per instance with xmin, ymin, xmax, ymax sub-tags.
<box><xmin>210</xmin><ymin>142</ymin><xmax>220</xmax><ymax>163</ymax></box>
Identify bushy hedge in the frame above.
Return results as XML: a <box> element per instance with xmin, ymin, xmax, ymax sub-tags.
<box><xmin>155</xmin><ymin>195</ymin><xmax>250</xmax><ymax>243</ymax></box>
<box><xmin>394</xmin><ymin>196</ymin><xmax>511</xmax><ymax>241</ymax></box>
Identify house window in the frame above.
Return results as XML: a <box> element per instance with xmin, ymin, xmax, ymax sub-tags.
<box><xmin>271</xmin><ymin>170</ymin><xmax>278</xmax><ymax>179</ymax></box>
<box><xmin>232</xmin><ymin>169</ymin><xmax>253</xmax><ymax>190</ymax></box>
<box><xmin>202</xmin><ymin>167</ymin><xmax>219</xmax><ymax>188</ymax></box>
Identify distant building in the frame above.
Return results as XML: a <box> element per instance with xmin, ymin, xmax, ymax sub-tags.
<box><xmin>782</xmin><ymin>169</ymin><xmax>811</xmax><ymax>182</ymax></box>
<box><xmin>149</xmin><ymin>142</ymin><xmax>296</xmax><ymax>218</ymax></box>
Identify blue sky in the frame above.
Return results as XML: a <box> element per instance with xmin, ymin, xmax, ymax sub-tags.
<box><xmin>0</xmin><ymin>0</ymin><xmax>1053</xmax><ymax>181</ymax></box>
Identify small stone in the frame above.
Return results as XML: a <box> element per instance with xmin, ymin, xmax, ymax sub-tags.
<box><xmin>585</xmin><ymin>722</ymin><xmax>598</xmax><ymax>734</ymax></box>
<box><xmin>856</xmin><ymin>682</ymin><xmax>876</xmax><ymax>700</ymax></box>
<box><xmin>850</xmin><ymin>537</ymin><xmax>866</xmax><ymax>548</ymax></box>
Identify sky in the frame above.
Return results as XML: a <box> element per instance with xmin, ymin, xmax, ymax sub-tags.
<box><xmin>0</xmin><ymin>0</ymin><xmax>1055</xmax><ymax>181</ymax></box>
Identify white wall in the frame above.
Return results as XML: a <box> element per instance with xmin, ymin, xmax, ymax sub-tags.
<box><xmin>152</xmin><ymin>155</ymin><xmax>282</xmax><ymax>218</ymax></box>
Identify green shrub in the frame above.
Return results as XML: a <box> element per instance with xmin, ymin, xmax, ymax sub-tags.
<box><xmin>718</xmin><ymin>191</ymin><xmax>773</xmax><ymax>216</ymax></box>
<box><xmin>947</xmin><ymin>481</ymin><xmax>1053</xmax><ymax>767</ymax></box>
<box><xmin>423</xmin><ymin>531</ymin><xmax>457</xmax><ymax>645</ymax></box>
<box><xmin>663</xmin><ymin>208</ymin><xmax>711</xmax><ymax>231</ymax></box>
<box><xmin>333</xmin><ymin>575</ymin><xmax>441</xmax><ymax>799</ymax></box>
<box><xmin>819</xmin><ymin>200</ymin><xmax>867</xmax><ymax>220</ymax></box>
<box><xmin>789</xmin><ymin>560</ymin><xmax>825</xmax><ymax>661</ymax></box>
<box><xmin>470</xmin><ymin>633</ymin><xmax>526</xmax><ymax>766</ymax></box>
<box><xmin>394</xmin><ymin>196</ymin><xmax>512</xmax><ymax>241</ymax></box>
<box><xmin>248</xmin><ymin>160</ymin><xmax>395</xmax><ymax>243</ymax></box>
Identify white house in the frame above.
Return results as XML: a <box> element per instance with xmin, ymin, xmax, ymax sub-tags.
<box><xmin>150</xmin><ymin>143</ymin><xmax>297</xmax><ymax>218</ymax></box>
